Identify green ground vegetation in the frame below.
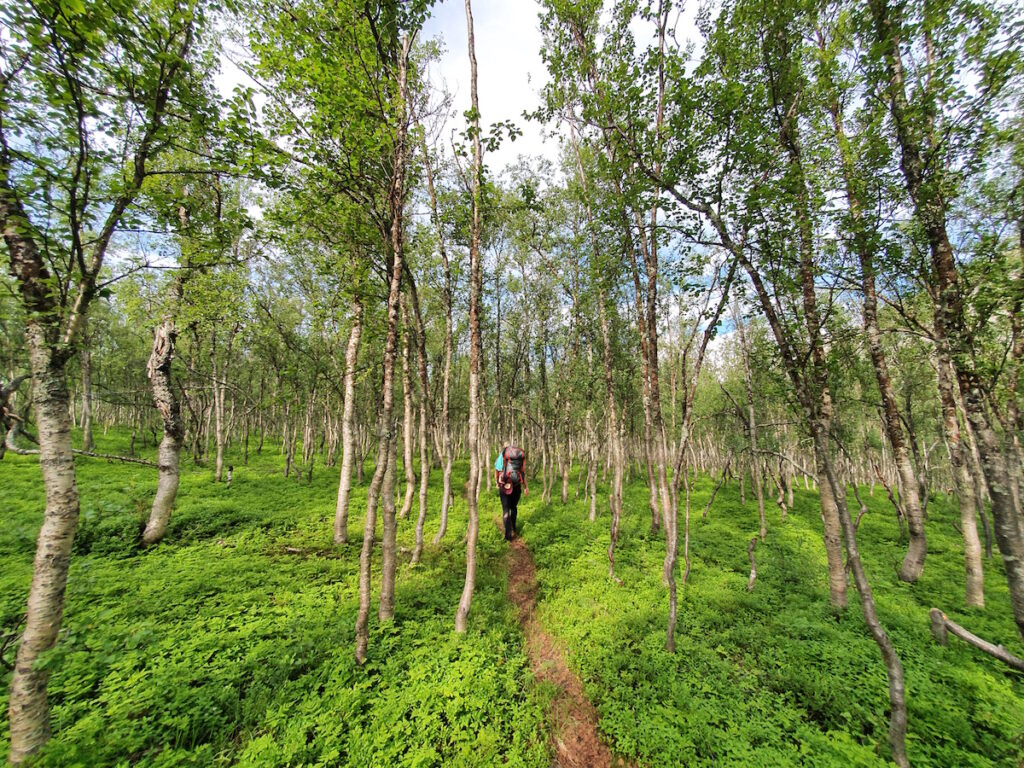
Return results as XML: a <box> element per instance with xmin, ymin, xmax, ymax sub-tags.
<box><xmin>2</xmin><ymin>433</ymin><xmax>1023</xmax><ymax>766</ymax></box>
<box><xmin>521</xmin><ymin>472</ymin><xmax>1024</xmax><ymax>767</ymax></box>
<box><xmin>0</xmin><ymin>431</ymin><xmax>548</xmax><ymax>768</ymax></box>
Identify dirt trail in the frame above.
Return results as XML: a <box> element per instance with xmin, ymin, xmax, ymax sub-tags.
<box><xmin>505</xmin><ymin>533</ymin><xmax>625</xmax><ymax>768</ymax></box>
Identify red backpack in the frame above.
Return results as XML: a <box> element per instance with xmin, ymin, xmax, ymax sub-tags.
<box><xmin>501</xmin><ymin>446</ymin><xmax>525</xmax><ymax>494</ymax></box>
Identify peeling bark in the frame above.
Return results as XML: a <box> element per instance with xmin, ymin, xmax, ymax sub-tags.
<box><xmin>142</xmin><ymin>311</ymin><xmax>184</xmax><ymax>546</ymax></box>
<box><xmin>7</xmin><ymin>339</ymin><xmax>79</xmax><ymax>763</ymax></box>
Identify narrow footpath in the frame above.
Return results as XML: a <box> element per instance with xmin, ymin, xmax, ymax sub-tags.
<box><xmin>504</xmin><ymin>531</ymin><xmax>624</xmax><ymax>768</ymax></box>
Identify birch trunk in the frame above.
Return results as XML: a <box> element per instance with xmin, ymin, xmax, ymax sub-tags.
<box><xmin>455</xmin><ymin>0</ymin><xmax>483</xmax><ymax>633</ymax></box>
<box><xmin>598</xmin><ymin>296</ymin><xmax>622</xmax><ymax>578</ymax></box>
<box><xmin>379</xmin><ymin>425</ymin><xmax>399</xmax><ymax>620</ymax></box>
<box><xmin>333</xmin><ymin>295</ymin><xmax>363</xmax><ymax>544</ymax></box>
<box><xmin>355</xmin><ymin>33</ymin><xmax>411</xmax><ymax>663</ymax></box>
<box><xmin>816</xmin><ymin>426</ymin><xmax>909</xmax><ymax>768</ymax></box>
<box><xmin>3</xmin><ymin>31</ymin><xmax>194</xmax><ymax>748</ymax></box>
<box><xmin>935</xmin><ymin>347</ymin><xmax>985</xmax><ymax>606</ymax></box>
<box><xmin>820</xmin><ymin>60</ymin><xmax>927</xmax><ymax>581</ymax></box>
<box><xmin>964</xmin><ymin>416</ymin><xmax>994</xmax><ymax>558</ymax></box>
<box><xmin>734</xmin><ymin>302</ymin><xmax>766</xmax><ymax>539</ymax></box>
<box><xmin>143</xmin><ymin>312</ymin><xmax>185</xmax><ymax>546</ymax></box>
<box><xmin>407</xmin><ymin>272</ymin><xmax>432</xmax><ymax>564</ymax></box>
<box><xmin>211</xmin><ymin>327</ymin><xmax>236</xmax><ymax>484</ymax></box>
<box><xmin>587</xmin><ymin>409</ymin><xmax>597</xmax><ymax>522</ymax></box>
<box><xmin>399</xmin><ymin>296</ymin><xmax>416</xmax><ymax>519</ymax></box>
<box><xmin>7</xmin><ymin>338</ymin><xmax>79</xmax><ymax>763</ymax></box>
<box><xmin>420</xmin><ymin>130</ymin><xmax>454</xmax><ymax>546</ymax></box>
<box><xmin>777</xmin><ymin>85</ymin><xmax>850</xmax><ymax>610</ymax></box>
<box><xmin>80</xmin><ymin>318</ymin><xmax>94</xmax><ymax>452</ymax></box>
<box><xmin>869</xmin><ymin>0</ymin><xmax>1023</xmax><ymax>637</ymax></box>
<box><xmin>960</xmin><ymin>371</ymin><xmax>1024</xmax><ymax>636</ymax></box>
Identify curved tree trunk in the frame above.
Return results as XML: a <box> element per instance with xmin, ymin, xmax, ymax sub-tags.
<box><xmin>869</xmin><ymin>0</ymin><xmax>1023</xmax><ymax>637</ymax></box>
<box><xmin>864</xmin><ymin>280</ymin><xmax>927</xmax><ymax>583</ymax></box>
<box><xmin>143</xmin><ymin>315</ymin><xmax>185</xmax><ymax>546</ymax></box>
<box><xmin>817</xmin><ymin>428</ymin><xmax>909</xmax><ymax>768</ymax></box>
<box><xmin>960</xmin><ymin>372</ymin><xmax>1024</xmax><ymax>636</ymax></box>
<box><xmin>780</xmin><ymin>90</ymin><xmax>850</xmax><ymax>611</ymax></box>
<box><xmin>820</xmin><ymin>69</ymin><xmax>927</xmax><ymax>582</ymax></box>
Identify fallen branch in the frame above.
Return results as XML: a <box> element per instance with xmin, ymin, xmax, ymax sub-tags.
<box><xmin>4</xmin><ymin>432</ymin><xmax>157</xmax><ymax>467</ymax></box>
<box><xmin>746</xmin><ymin>536</ymin><xmax>757</xmax><ymax>591</ymax></box>
<box><xmin>73</xmin><ymin>449</ymin><xmax>158</xmax><ymax>467</ymax></box>
<box><xmin>929</xmin><ymin>608</ymin><xmax>1024</xmax><ymax>672</ymax></box>
<box><xmin>5</xmin><ymin>424</ymin><xmax>36</xmax><ymax>455</ymax></box>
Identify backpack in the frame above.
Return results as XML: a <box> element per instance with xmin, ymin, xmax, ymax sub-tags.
<box><xmin>501</xmin><ymin>446</ymin><xmax>525</xmax><ymax>494</ymax></box>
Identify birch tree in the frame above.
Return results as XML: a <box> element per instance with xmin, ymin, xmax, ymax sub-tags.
<box><xmin>0</xmin><ymin>0</ymin><xmax>213</xmax><ymax>758</ymax></box>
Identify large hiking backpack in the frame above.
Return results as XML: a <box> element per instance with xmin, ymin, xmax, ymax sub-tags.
<box><xmin>501</xmin><ymin>446</ymin><xmax>525</xmax><ymax>494</ymax></box>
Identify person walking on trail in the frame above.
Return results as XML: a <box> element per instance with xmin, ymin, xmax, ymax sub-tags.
<box><xmin>495</xmin><ymin>444</ymin><xmax>528</xmax><ymax>541</ymax></box>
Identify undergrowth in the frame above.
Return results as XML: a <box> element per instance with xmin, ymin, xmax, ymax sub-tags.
<box><xmin>3</xmin><ymin>430</ymin><xmax>1022</xmax><ymax>766</ymax></box>
<box><xmin>520</xmin><ymin>470</ymin><xmax>1024</xmax><ymax>767</ymax></box>
<box><xmin>0</xmin><ymin>430</ymin><xmax>548</xmax><ymax>767</ymax></box>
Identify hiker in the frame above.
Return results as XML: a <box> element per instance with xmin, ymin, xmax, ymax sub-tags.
<box><xmin>494</xmin><ymin>444</ymin><xmax>527</xmax><ymax>541</ymax></box>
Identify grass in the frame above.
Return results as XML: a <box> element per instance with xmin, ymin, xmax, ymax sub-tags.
<box><xmin>518</xmin><ymin>468</ymin><xmax>1024</xmax><ymax>767</ymax></box>
<box><xmin>2</xmin><ymin>431</ymin><xmax>1022</xmax><ymax>766</ymax></box>
<box><xmin>0</xmin><ymin>429</ymin><xmax>548</xmax><ymax>767</ymax></box>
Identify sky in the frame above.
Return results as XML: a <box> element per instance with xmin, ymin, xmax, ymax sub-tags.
<box><xmin>420</xmin><ymin>0</ymin><xmax>554</xmax><ymax>173</ymax></box>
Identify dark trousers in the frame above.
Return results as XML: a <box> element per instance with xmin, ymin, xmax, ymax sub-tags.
<box><xmin>500</xmin><ymin>485</ymin><xmax>522</xmax><ymax>540</ymax></box>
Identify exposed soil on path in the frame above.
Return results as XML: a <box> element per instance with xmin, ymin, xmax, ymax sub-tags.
<box><xmin>504</xmin><ymin>531</ymin><xmax>627</xmax><ymax>768</ymax></box>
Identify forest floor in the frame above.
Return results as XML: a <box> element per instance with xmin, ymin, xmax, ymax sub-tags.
<box><xmin>2</xmin><ymin>430</ymin><xmax>1024</xmax><ymax>767</ymax></box>
<box><xmin>503</xmin><ymin>524</ymin><xmax>620</xmax><ymax>768</ymax></box>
